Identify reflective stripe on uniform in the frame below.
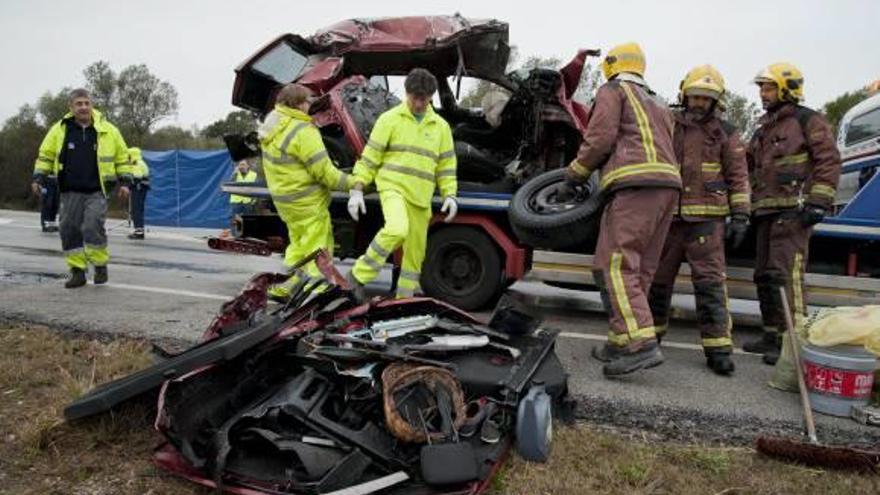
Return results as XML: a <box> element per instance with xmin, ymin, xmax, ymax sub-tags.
<box><xmin>336</xmin><ymin>173</ymin><xmax>350</xmax><ymax>191</ymax></box>
<box><xmin>607</xmin><ymin>326</ymin><xmax>656</xmax><ymax>346</ymax></box>
<box><xmin>774</xmin><ymin>152</ymin><xmax>809</xmax><ymax>167</ymax></box>
<box><xmin>439</xmin><ymin>149</ymin><xmax>455</xmax><ymax>160</ymax></box>
<box><xmin>304</xmin><ymin>150</ymin><xmax>328</xmax><ymax>167</ymax></box>
<box><xmin>609</xmin><ymin>251</ymin><xmax>639</xmax><ymax>334</ymax></box>
<box><xmin>436</xmin><ymin>169</ymin><xmax>456</xmax><ymax>178</ymax></box>
<box><xmin>702</xmin><ymin>337</ymin><xmax>733</xmax><ymax>348</ymax></box>
<box><xmin>272</xmin><ymin>184</ymin><xmax>321</xmax><ymax>203</ymax></box>
<box><xmin>729</xmin><ymin>192</ymin><xmax>749</xmax><ymax>205</ymax></box>
<box><xmin>263</xmin><ymin>151</ymin><xmax>304</xmax><ymax>166</ymax></box>
<box><xmin>64</xmin><ymin>247</ymin><xmax>85</xmax><ymax>256</ymax></box>
<box><xmin>382</xmin><ymin>163</ymin><xmax>435</xmax><ymax>182</ymax></box>
<box><xmin>280</xmin><ymin>122</ymin><xmax>310</xmax><ymax>152</ymax></box>
<box><xmin>793</xmin><ymin>252</ymin><xmax>805</xmax><ymax>317</ymax></box>
<box><xmin>386</xmin><ymin>144</ymin><xmax>439</xmax><ymax>162</ymax></box>
<box><xmin>600</xmin><ymin>162</ymin><xmax>679</xmax><ymax>190</ymax></box>
<box><xmin>396</xmin><ymin>286</ymin><xmax>416</xmax><ymax>298</ymax></box>
<box><xmin>620</xmin><ymin>83</ymin><xmax>657</xmax><ymax>163</ymax></box>
<box><xmin>752</xmin><ymin>196</ymin><xmax>800</xmax><ymax>209</ymax></box>
<box><xmin>679</xmin><ymin>204</ymin><xmax>730</xmax><ymax>216</ymax></box>
<box><xmin>701</xmin><ymin>162</ymin><xmax>722</xmax><ymax>173</ymax></box>
<box><xmin>368</xmin><ymin>239</ymin><xmax>390</xmax><ymax>259</ymax></box>
<box><xmin>399</xmin><ymin>269</ymin><xmax>420</xmax><ymax>282</ymax></box>
<box><xmin>570</xmin><ymin>160</ymin><xmax>591</xmax><ymax>178</ymax></box>
<box><xmin>366</xmin><ymin>139</ymin><xmax>386</xmax><ymax>152</ymax></box>
<box><xmin>361</xmin><ymin>155</ymin><xmax>380</xmax><ymax>169</ymax></box>
<box><xmin>810</xmin><ymin>184</ymin><xmax>836</xmax><ymax>199</ymax></box>
<box><xmin>99</xmin><ymin>156</ymin><xmax>115</xmax><ymax>163</ymax></box>
<box><xmin>361</xmin><ymin>255</ymin><xmax>384</xmax><ymax>271</ymax></box>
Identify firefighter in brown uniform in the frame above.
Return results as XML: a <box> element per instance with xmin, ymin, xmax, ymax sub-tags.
<box><xmin>645</xmin><ymin>65</ymin><xmax>750</xmax><ymax>375</ymax></box>
<box><xmin>742</xmin><ymin>63</ymin><xmax>841</xmax><ymax>365</ymax></box>
<box><xmin>559</xmin><ymin>42</ymin><xmax>681</xmax><ymax>376</ymax></box>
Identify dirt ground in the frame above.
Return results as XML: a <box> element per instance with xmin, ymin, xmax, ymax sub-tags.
<box><xmin>1</xmin><ymin>325</ymin><xmax>877</xmax><ymax>495</ymax></box>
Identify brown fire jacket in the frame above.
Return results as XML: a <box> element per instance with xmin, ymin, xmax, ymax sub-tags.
<box><xmin>673</xmin><ymin>110</ymin><xmax>750</xmax><ymax>220</ymax></box>
<box><xmin>567</xmin><ymin>78</ymin><xmax>681</xmax><ymax>192</ymax></box>
<box><xmin>747</xmin><ymin>103</ymin><xmax>841</xmax><ymax>216</ymax></box>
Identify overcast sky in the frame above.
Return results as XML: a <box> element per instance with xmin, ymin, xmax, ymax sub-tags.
<box><xmin>2</xmin><ymin>0</ymin><xmax>878</xmax><ymax>129</ymax></box>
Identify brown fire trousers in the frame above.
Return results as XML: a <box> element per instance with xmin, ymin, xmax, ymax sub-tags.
<box><xmin>753</xmin><ymin>212</ymin><xmax>811</xmax><ymax>333</ymax></box>
<box><xmin>593</xmin><ymin>187</ymin><xmax>679</xmax><ymax>351</ymax></box>
<box><xmin>648</xmin><ymin>220</ymin><xmax>733</xmax><ymax>351</ymax></box>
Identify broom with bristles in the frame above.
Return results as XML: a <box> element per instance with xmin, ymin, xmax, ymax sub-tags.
<box><xmin>755</xmin><ymin>286</ymin><xmax>880</xmax><ymax>472</ymax></box>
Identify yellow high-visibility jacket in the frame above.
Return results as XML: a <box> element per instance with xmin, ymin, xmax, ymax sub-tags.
<box><xmin>229</xmin><ymin>170</ymin><xmax>257</xmax><ymax>204</ymax></box>
<box><xmin>33</xmin><ymin>109</ymin><xmax>131</xmax><ymax>194</ymax></box>
<box><xmin>260</xmin><ymin>105</ymin><xmax>351</xmax><ymax>216</ymax></box>
<box><xmin>352</xmin><ymin>103</ymin><xmax>457</xmax><ymax>207</ymax></box>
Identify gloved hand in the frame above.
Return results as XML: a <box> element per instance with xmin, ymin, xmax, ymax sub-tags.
<box><xmin>800</xmin><ymin>205</ymin><xmax>826</xmax><ymax>227</ymax></box>
<box><xmin>555</xmin><ymin>180</ymin><xmax>579</xmax><ymax>203</ymax></box>
<box><xmin>725</xmin><ymin>213</ymin><xmax>749</xmax><ymax>250</ymax></box>
<box><xmin>441</xmin><ymin>196</ymin><xmax>458</xmax><ymax>223</ymax></box>
<box><xmin>348</xmin><ymin>189</ymin><xmax>366</xmax><ymax>221</ymax></box>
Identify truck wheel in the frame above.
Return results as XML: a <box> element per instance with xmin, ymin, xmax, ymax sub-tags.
<box><xmin>508</xmin><ymin>168</ymin><xmax>602</xmax><ymax>250</ymax></box>
<box><xmin>422</xmin><ymin>226</ymin><xmax>504</xmax><ymax>311</ymax></box>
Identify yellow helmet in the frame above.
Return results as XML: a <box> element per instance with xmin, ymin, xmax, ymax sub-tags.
<box><xmin>601</xmin><ymin>42</ymin><xmax>646</xmax><ymax>80</ymax></box>
<box><xmin>679</xmin><ymin>64</ymin><xmax>725</xmax><ymax>103</ymax></box>
<box><xmin>754</xmin><ymin>62</ymin><xmax>804</xmax><ymax>103</ymax></box>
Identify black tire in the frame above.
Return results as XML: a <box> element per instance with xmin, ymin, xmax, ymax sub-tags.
<box><xmin>422</xmin><ymin>226</ymin><xmax>504</xmax><ymax>311</ymax></box>
<box><xmin>508</xmin><ymin>168</ymin><xmax>603</xmax><ymax>250</ymax></box>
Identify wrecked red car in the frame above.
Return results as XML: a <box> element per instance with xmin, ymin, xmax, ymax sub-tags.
<box><xmin>64</xmin><ymin>252</ymin><xmax>572</xmax><ymax>494</ymax></box>
<box><xmin>231</xmin><ymin>14</ymin><xmax>593</xmax><ymax>186</ymax></box>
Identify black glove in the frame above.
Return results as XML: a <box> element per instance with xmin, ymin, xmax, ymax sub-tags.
<box><xmin>800</xmin><ymin>205</ymin><xmax>826</xmax><ymax>227</ymax></box>
<box><xmin>554</xmin><ymin>180</ymin><xmax>579</xmax><ymax>203</ymax></box>
<box><xmin>725</xmin><ymin>213</ymin><xmax>749</xmax><ymax>250</ymax></box>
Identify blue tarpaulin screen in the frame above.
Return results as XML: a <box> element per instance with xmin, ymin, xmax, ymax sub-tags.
<box><xmin>142</xmin><ymin>150</ymin><xmax>234</xmax><ymax>228</ymax></box>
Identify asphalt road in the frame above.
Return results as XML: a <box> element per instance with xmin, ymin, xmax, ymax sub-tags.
<box><xmin>1</xmin><ymin>209</ymin><xmax>878</xmax><ymax>446</ymax></box>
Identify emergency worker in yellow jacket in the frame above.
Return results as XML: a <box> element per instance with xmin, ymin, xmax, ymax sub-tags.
<box><xmin>259</xmin><ymin>83</ymin><xmax>353</xmax><ymax>300</ymax></box>
<box><xmin>127</xmin><ymin>147</ymin><xmax>150</xmax><ymax>240</ymax></box>
<box><xmin>33</xmin><ymin>88</ymin><xmax>131</xmax><ymax>288</ymax></box>
<box><xmin>346</xmin><ymin>68</ymin><xmax>458</xmax><ymax>300</ymax></box>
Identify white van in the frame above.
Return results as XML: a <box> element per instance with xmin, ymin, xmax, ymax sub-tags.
<box><xmin>835</xmin><ymin>92</ymin><xmax>880</xmax><ymax>204</ymax></box>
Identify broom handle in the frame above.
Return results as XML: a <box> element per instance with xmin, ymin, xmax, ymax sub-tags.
<box><xmin>779</xmin><ymin>286</ymin><xmax>818</xmax><ymax>444</ymax></box>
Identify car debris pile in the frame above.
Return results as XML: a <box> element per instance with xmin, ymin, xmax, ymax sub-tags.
<box><xmin>64</xmin><ymin>251</ymin><xmax>572</xmax><ymax>494</ymax></box>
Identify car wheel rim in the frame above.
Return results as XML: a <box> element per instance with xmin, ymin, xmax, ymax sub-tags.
<box><xmin>436</xmin><ymin>244</ymin><xmax>484</xmax><ymax>295</ymax></box>
<box><xmin>527</xmin><ymin>181</ymin><xmax>590</xmax><ymax>215</ymax></box>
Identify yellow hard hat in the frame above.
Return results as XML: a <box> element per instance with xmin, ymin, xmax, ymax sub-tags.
<box><xmin>601</xmin><ymin>42</ymin><xmax>646</xmax><ymax>80</ymax></box>
<box><xmin>679</xmin><ymin>64</ymin><xmax>725</xmax><ymax>102</ymax></box>
<box><xmin>754</xmin><ymin>62</ymin><xmax>804</xmax><ymax>103</ymax></box>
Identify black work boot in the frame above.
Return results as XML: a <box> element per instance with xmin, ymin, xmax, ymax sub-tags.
<box><xmin>762</xmin><ymin>343</ymin><xmax>782</xmax><ymax>366</ymax></box>
<box><xmin>346</xmin><ymin>271</ymin><xmax>366</xmax><ymax>304</ymax></box>
<box><xmin>128</xmin><ymin>229</ymin><xmax>144</xmax><ymax>240</ymax></box>
<box><xmin>706</xmin><ymin>349</ymin><xmax>735</xmax><ymax>375</ymax></box>
<box><xmin>65</xmin><ymin>268</ymin><xmax>87</xmax><ymax>289</ymax></box>
<box><xmin>591</xmin><ymin>343</ymin><xmax>624</xmax><ymax>363</ymax></box>
<box><xmin>93</xmin><ymin>265</ymin><xmax>108</xmax><ymax>285</ymax></box>
<box><xmin>602</xmin><ymin>342</ymin><xmax>664</xmax><ymax>377</ymax></box>
<box><xmin>742</xmin><ymin>331</ymin><xmax>779</xmax><ymax>354</ymax></box>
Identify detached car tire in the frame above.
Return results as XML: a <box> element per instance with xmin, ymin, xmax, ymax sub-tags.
<box><xmin>422</xmin><ymin>226</ymin><xmax>504</xmax><ymax>311</ymax></box>
<box><xmin>508</xmin><ymin>168</ymin><xmax>603</xmax><ymax>250</ymax></box>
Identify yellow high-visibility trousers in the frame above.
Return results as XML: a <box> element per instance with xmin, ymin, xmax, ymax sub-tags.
<box><xmin>268</xmin><ymin>202</ymin><xmax>334</xmax><ymax>298</ymax></box>
<box><xmin>352</xmin><ymin>190</ymin><xmax>431</xmax><ymax>298</ymax></box>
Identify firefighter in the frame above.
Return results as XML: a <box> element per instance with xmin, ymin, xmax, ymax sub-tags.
<box><xmin>258</xmin><ymin>83</ymin><xmax>352</xmax><ymax>301</ymax></box>
<box><xmin>229</xmin><ymin>159</ymin><xmax>258</xmax><ymax>225</ymax></box>
<box><xmin>32</xmin><ymin>88</ymin><xmax>131</xmax><ymax>288</ymax></box>
<box><xmin>127</xmin><ymin>147</ymin><xmax>150</xmax><ymax>240</ymax></box>
<box><xmin>743</xmin><ymin>63</ymin><xmax>841</xmax><ymax>364</ymax></box>
<box><xmin>346</xmin><ymin>68</ymin><xmax>458</xmax><ymax>301</ymax></box>
<box><xmin>558</xmin><ymin>43</ymin><xmax>681</xmax><ymax>376</ymax></box>
<box><xmin>642</xmin><ymin>65</ymin><xmax>750</xmax><ymax>375</ymax></box>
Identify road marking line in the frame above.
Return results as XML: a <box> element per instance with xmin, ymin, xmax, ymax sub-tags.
<box><xmin>105</xmin><ymin>283</ymin><xmax>230</xmax><ymax>301</ymax></box>
<box><xmin>0</xmin><ymin>219</ymin><xmax>12</xmax><ymax>225</ymax></box>
<box><xmin>558</xmin><ymin>331</ymin><xmax>753</xmax><ymax>355</ymax></box>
